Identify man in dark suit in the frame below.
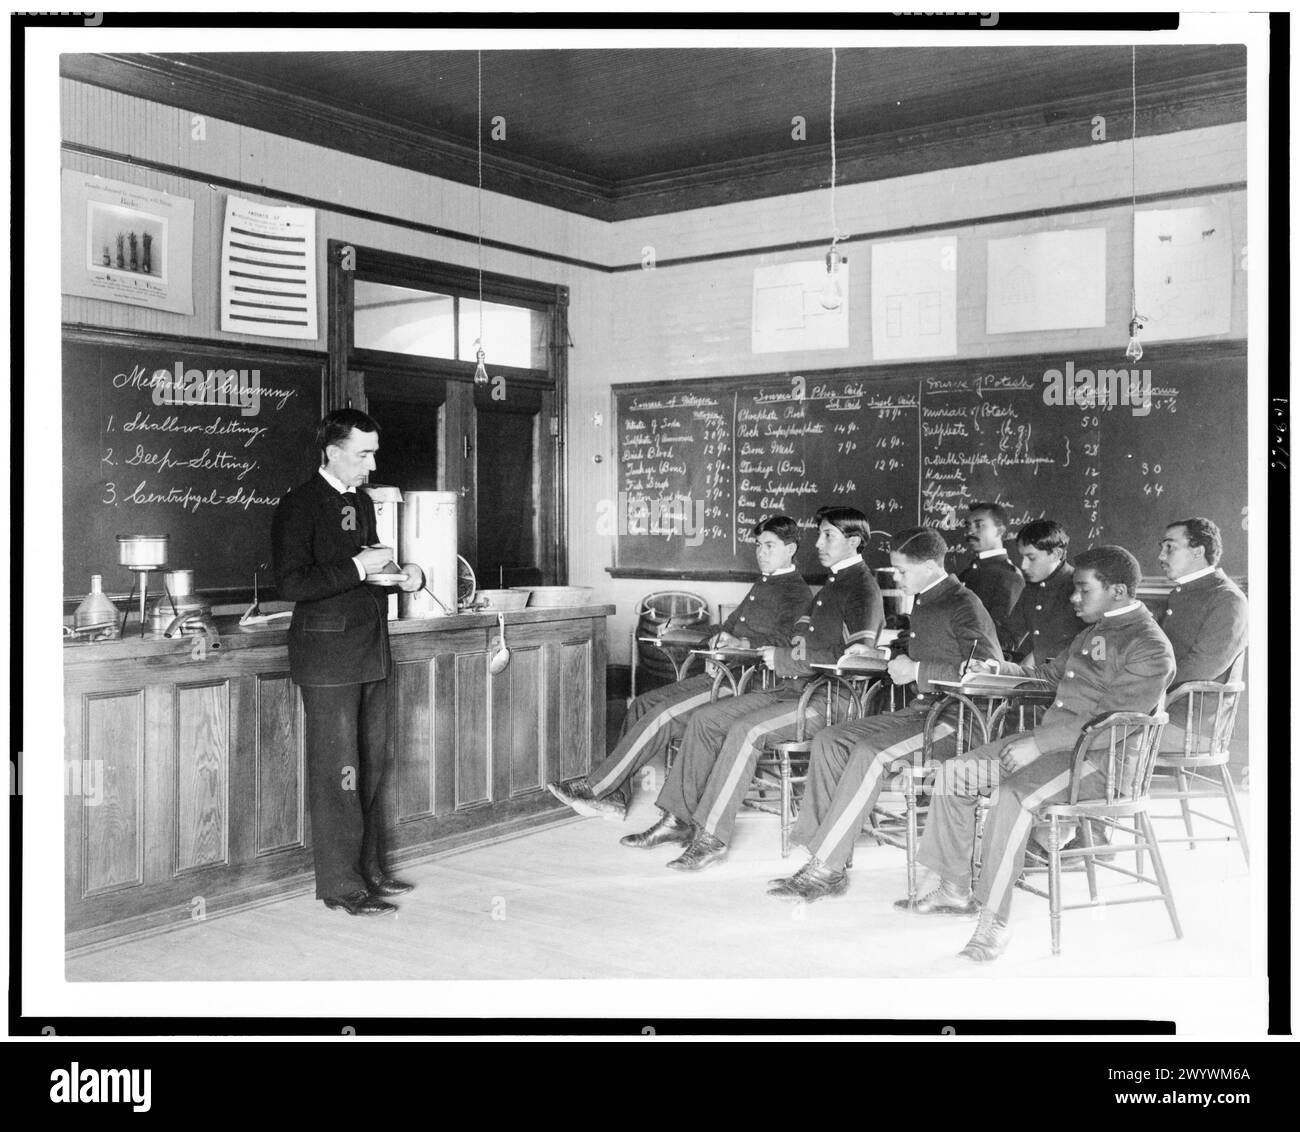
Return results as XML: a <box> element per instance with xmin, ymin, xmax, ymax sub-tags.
<box><xmin>272</xmin><ymin>408</ymin><xmax>421</xmax><ymax>916</ymax></box>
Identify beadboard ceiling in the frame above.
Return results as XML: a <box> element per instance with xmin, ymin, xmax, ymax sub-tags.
<box><xmin>62</xmin><ymin>46</ymin><xmax>1246</xmax><ymax>221</ymax></box>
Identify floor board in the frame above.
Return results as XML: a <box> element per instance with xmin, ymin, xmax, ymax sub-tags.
<box><xmin>66</xmin><ymin>771</ymin><xmax>1252</xmax><ymax>983</ymax></box>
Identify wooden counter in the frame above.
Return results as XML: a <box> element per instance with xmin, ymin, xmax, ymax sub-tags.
<box><xmin>63</xmin><ymin>605</ymin><xmax>611</xmax><ymax>952</ymax></box>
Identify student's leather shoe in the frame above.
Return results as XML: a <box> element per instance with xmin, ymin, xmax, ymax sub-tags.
<box><xmin>323</xmin><ymin>892</ymin><xmax>398</xmax><ymax>916</ymax></box>
<box><xmin>366</xmin><ymin>876</ymin><xmax>415</xmax><ymax>897</ymax></box>
<box><xmin>894</xmin><ymin>880</ymin><xmax>978</xmax><ymax>915</ymax></box>
<box><xmin>958</xmin><ymin>910</ymin><xmax>1009</xmax><ymax>961</ymax></box>
<box><xmin>548</xmin><ymin>779</ymin><xmax>627</xmax><ymax>821</ymax></box>
<box><xmin>620</xmin><ymin>811</ymin><xmax>693</xmax><ymax>849</ymax></box>
<box><xmin>666</xmin><ymin>832</ymin><xmax>728</xmax><ymax>871</ymax></box>
<box><xmin>768</xmin><ymin>858</ymin><xmax>848</xmax><ymax>902</ymax></box>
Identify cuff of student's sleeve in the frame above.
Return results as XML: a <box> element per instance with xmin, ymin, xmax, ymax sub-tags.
<box><xmin>353</xmin><ymin>556</ymin><xmax>367</xmax><ymax>581</ymax></box>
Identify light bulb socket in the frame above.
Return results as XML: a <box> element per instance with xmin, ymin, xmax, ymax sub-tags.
<box><xmin>825</xmin><ymin>245</ymin><xmax>843</xmax><ymax>273</ymax></box>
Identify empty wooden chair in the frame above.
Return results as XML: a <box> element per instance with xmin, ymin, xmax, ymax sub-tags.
<box><xmin>1149</xmin><ymin>654</ymin><xmax>1248</xmax><ymax>864</ymax></box>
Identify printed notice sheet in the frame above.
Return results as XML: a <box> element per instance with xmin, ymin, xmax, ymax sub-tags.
<box><xmin>752</xmin><ymin>259</ymin><xmax>850</xmax><ymax>353</ymax></box>
<box><xmin>1133</xmin><ymin>205</ymin><xmax>1233</xmax><ymax>342</ymax></box>
<box><xmin>986</xmin><ymin>228</ymin><xmax>1106</xmax><ymax>334</ymax></box>
<box><xmin>220</xmin><ymin>196</ymin><xmax>318</xmax><ymax>339</ymax></box>
<box><xmin>870</xmin><ymin>236</ymin><xmax>957</xmax><ymax>360</ymax></box>
<box><xmin>61</xmin><ymin>171</ymin><xmax>195</xmax><ymax>315</ymax></box>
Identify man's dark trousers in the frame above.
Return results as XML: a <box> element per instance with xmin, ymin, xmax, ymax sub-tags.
<box><xmin>301</xmin><ymin>680</ymin><xmax>391</xmax><ymax>898</ymax></box>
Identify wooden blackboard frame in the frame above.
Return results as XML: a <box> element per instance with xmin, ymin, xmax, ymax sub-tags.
<box><xmin>61</xmin><ymin>324</ymin><xmax>328</xmax><ymax>606</ymax></box>
<box><xmin>608</xmin><ymin>339</ymin><xmax>1249</xmax><ymax>583</ymax></box>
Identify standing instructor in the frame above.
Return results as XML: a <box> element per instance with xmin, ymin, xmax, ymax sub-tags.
<box><xmin>272</xmin><ymin>408</ymin><xmax>421</xmax><ymax>916</ymax></box>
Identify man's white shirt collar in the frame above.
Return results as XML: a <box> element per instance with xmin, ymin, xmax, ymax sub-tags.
<box><xmin>1173</xmin><ymin>565</ymin><xmax>1216</xmax><ymax>585</ymax></box>
<box><xmin>764</xmin><ymin>565</ymin><xmax>797</xmax><ymax>577</ymax></box>
<box><xmin>829</xmin><ymin>554</ymin><xmax>863</xmax><ymax>574</ymax></box>
<box><xmin>1103</xmin><ymin>601</ymin><xmax>1143</xmax><ymax>618</ymax></box>
<box><xmin>917</xmin><ymin>572</ymin><xmax>947</xmax><ymax>596</ymax></box>
<box><xmin>319</xmin><ymin>467</ymin><xmax>353</xmax><ymax>494</ymax></box>
<box><xmin>977</xmin><ymin>548</ymin><xmax>1009</xmax><ymax>560</ymax></box>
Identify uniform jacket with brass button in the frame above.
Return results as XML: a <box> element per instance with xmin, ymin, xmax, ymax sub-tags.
<box><xmin>1002</xmin><ymin>604</ymin><xmax>1176</xmax><ymax>756</ymax></box>
<box><xmin>908</xmin><ymin>574</ymin><xmax>1003</xmax><ymax>694</ymax></box>
<box><xmin>1002</xmin><ymin>560</ymin><xmax>1078</xmax><ymax>664</ymax></box>
<box><xmin>719</xmin><ymin>569</ymin><xmax>812</xmax><ymax>648</ymax></box>
<box><xmin>959</xmin><ymin>551</ymin><xmax>1025</xmax><ymax>626</ymax></box>
<box><xmin>774</xmin><ymin>559</ymin><xmax>883</xmax><ymax>675</ymax></box>
<box><xmin>1159</xmin><ymin>568</ymin><xmax>1248</xmax><ymax>685</ymax></box>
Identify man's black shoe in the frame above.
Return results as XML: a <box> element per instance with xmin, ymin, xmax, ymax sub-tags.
<box><xmin>323</xmin><ymin>892</ymin><xmax>398</xmax><ymax>916</ymax></box>
<box><xmin>620</xmin><ymin>811</ymin><xmax>693</xmax><ymax>849</ymax></box>
<box><xmin>366</xmin><ymin>877</ymin><xmax>415</xmax><ymax>897</ymax></box>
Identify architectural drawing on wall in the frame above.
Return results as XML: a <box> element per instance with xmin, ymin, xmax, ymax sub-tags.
<box><xmin>870</xmin><ymin>236</ymin><xmax>957</xmax><ymax>359</ymax></box>
<box><xmin>986</xmin><ymin>228</ymin><xmax>1107</xmax><ymax>333</ymax></box>
<box><xmin>220</xmin><ymin>195</ymin><xmax>318</xmax><ymax>339</ymax></box>
<box><xmin>751</xmin><ymin>258</ymin><xmax>850</xmax><ymax>353</ymax></box>
<box><xmin>1133</xmin><ymin>205</ymin><xmax>1232</xmax><ymax>342</ymax></box>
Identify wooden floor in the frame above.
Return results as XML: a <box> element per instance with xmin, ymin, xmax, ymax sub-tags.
<box><xmin>67</xmin><ymin>771</ymin><xmax>1251</xmax><ymax>983</ymax></box>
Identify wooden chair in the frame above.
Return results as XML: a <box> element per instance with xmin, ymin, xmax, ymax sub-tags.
<box><xmin>870</xmin><ymin>688</ymin><xmax>990</xmax><ymax>907</ymax></box>
<box><xmin>1014</xmin><ymin>709</ymin><xmax>1180</xmax><ymax>956</ymax></box>
<box><xmin>1149</xmin><ymin>654</ymin><xmax>1248</xmax><ymax>864</ymax></box>
<box><xmin>747</xmin><ymin>674</ymin><xmax>868</xmax><ymax>857</ymax></box>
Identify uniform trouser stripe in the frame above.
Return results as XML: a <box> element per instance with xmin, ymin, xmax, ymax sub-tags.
<box><xmin>979</xmin><ymin>760</ymin><xmax>1099</xmax><ymax>920</ymax></box>
<box><xmin>587</xmin><ymin>687</ymin><xmax>714</xmax><ymax>796</ymax></box>
<box><xmin>698</xmin><ymin>706</ymin><xmax>807</xmax><ymax>837</ymax></box>
<box><xmin>809</xmin><ymin>722</ymin><xmax>955</xmax><ymax>863</ymax></box>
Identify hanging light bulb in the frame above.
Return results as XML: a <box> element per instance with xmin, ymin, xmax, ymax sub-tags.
<box><xmin>1125</xmin><ymin>316</ymin><xmax>1144</xmax><ymax>363</ymax></box>
<box><xmin>473</xmin><ymin>339</ymin><xmax>490</xmax><ymax>384</ymax></box>
<box><xmin>819</xmin><ymin>244</ymin><xmax>844</xmax><ymax>311</ymax></box>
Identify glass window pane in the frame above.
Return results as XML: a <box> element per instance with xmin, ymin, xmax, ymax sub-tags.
<box><xmin>458</xmin><ymin>299</ymin><xmax>550</xmax><ymax>369</ymax></box>
<box><xmin>475</xmin><ymin>409</ymin><xmax>538</xmax><ymax>583</ymax></box>
<box><xmin>355</xmin><ymin>281</ymin><xmax>456</xmax><ymax>359</ymax></box>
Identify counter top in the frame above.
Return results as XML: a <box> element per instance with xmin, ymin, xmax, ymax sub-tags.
<box><xmin>62</xmin><ymin>603</ymin><xmax>616</xmax><ymax>663</ymax></box>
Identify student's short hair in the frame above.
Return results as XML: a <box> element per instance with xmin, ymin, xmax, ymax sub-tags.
<box><xmin>813</xmin><ymin>505</ymin><xmax>870</xmax><ymax>551</ymax></box>
<box><xmin>753</xmin><ymin>515</ymin><xmax>800</xmax><ymax>547</ymax></box>
<box><xmin>317</xmin><ymin>408</ymin><xmax>380</xmax><ymax>463</ymax></box>
<box><xmin>1016</xmin><ymin>519</ymin><xmax>1070</xmax><ymax>554</ymax></box>
<box><xmin>891</xmin><ymin>526</ymin><xmax>949</xmax><ymax>564</ymax></box>
<box><xmin>1167</xmin><ymin>516</ymin><xmax>1223</xmax><ymax>566</ymax></box>
<box><xmin>967</xmin><ymin>501</ymin><xmax>1010</xmax><ymax>530</ymax></box>
<box><xmin>1074</xmin><ymin>545</ymin><xmax>1142</xmax><ymax>594</ymax></box>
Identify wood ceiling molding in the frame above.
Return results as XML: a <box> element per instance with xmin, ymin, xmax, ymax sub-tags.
<box><xmin>60</xmin><ymin>51</ymin><xmax>1246</xmax><ymax>223</ymax></box>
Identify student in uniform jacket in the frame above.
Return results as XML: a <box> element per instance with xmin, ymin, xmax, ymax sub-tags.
<box><xmin>958</xmin><ymin>501</ymin><xmax>1025</xmax><ymax>628</ymax></box>
<box><xmin>272</xmin><ymin>409</ymin><xmax>422</xmax><ymax>917</ymax></box>
<box><xmin>768</xmin><ymin>526</ymin><xmax>1003</xmax><ymax>902</ymax></box>
<box><xmin>1001</xmin><ymin>519</ymin><xmax>1077</xmax><ymax>664</ymax></box>
<box><xmin>902</xmin><ymin>545</ymin><xmax>1176</xmax><ymax>962</ymax></box>
<box><xmin>1155</xmin><ymin>516</ymin><xmax>1249</xmax><ymax>751</ymax></box>
<box><xmin>621</xmin><ymin>506</ymin><xmax>884</xmax><ymax>870</ymax></box>
<box><xmin>547</xmin><ymin>515</ymin><xmax>811</xmax><ymax>820</ymax></box>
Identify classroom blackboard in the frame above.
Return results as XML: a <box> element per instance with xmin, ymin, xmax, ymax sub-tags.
<box><xmin>611</xmin><ymin>342</ymin><xmax>1247</xmax><ymax>580</ymax></box>
<box><xmin>62</xmin><ymin>330</ymin><xmax>325</xmax><ymax>599</ymax></box>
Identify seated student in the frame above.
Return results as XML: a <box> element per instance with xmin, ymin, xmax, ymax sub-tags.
<box><xmin>902</xmin><ymin>545</ymin><xmax>1176</xmax><ymax>962</ymax></box>
<box><xmin>622</xmin><ymin>506</ymin><xmax>884</xmax><ymax>868</ymax></box>
<box><xmin>1001</xmin><ymin>519</ymin><xmax>1077</xmax><ymax>665</ymax></box>
<box><xmin>548</xmin><ymin>515</ymin><xmax>811</xmax><ymax>820</ymax></box>
<box><xmin>767</xmin><ymin>526</ymin><xmax>1003</xmax><ymax>902</ymax></box>
<box><xmin>1156</xmin><ymin>516</ymin><xmax>1249</xmax><ymax>752</ymax></box>
<box><xmin>959</xmin><ymin>502</ymin><xmax>1025</xmax><ymax>627</ymax></box>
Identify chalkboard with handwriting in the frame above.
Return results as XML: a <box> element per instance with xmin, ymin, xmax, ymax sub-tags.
<box><xmin>611</xmin><ymin>342</ymin><xmax>1247</xmax><ymax>579</ymax></box>
<box><xmin>62</xmin><ymin>331</ymin><xmax>324</xmax><ymax>599</ymax></box>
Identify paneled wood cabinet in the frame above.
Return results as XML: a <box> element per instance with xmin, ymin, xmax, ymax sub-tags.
<box><xmin>63</xmin><ymin>607</ymin><xmax>609</xmax><ymax>952</ymax></box>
